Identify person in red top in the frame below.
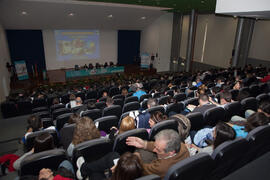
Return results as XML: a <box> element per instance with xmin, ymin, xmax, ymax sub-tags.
<box><xmin>260</xmin><ymin>71</ymin><xmax>270</xmax><ymax>83</ymax></box>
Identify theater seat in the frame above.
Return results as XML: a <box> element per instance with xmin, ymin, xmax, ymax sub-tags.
<box><xmin>165</xmin><ymin>103</ymin><xmax>184</xmax><ymax>116</ymax></box>
<box><xmin>256</xmin><ymin>93</ymin><xmax>270</xmax><ymax>104</ymax></box>
<box><xmin>229</xmin><ymin>89</ymin><xmax>239</xmax><ymax>101</ymax></box>
<box><xmin>81</xmin><ymin>109</ymin><xmax>102</xmax><ymax>120</ymax></box>
<box><xmin>52</xmin><ymin>108</ymin><xmax>71</xmax><ymax>120</ymax></box>
<box><xmin>146</xmin><ymin>105</ymin><xmax>165</xmax><ymax>115</ymax></box>
<box><xmin>95</xmin><ymin>101</ymin><xmax>106</xmax><ymax>109</ymax></box>
<box><xmin>210</xmin><ymin>138</ymin><xmax>249</xmax><ymax>180</ymax></box>
<box><xmin>56</xmin><ymin>112</ymin><xmax>74</xmax><ymax>131</ymax></box>
<box><xmin>32</xmin><ymin>106</ymin><xmax>48</xmax><ymax>114</ymax></box>
<box><xmin>240</xmin><ymin>97</ymin><xmax>258</xmax><ymax>116</ymax></box>
<box><xmin>86</xmin><ymin>90</ymin><xmax>98</xmax><ymax>100</ymax></box>
<box><xmin>164</xmin><ymin>153</ymin><xmax>214</xmax><ymax>180</ymax></box>
<box><xmin>32</xmin><ymin>98</ymin><xmax>47</xmax><ymax>108</ymax></box>
<box><xmin>149</xmin><ymin>120</ymin><xmax>178</xmax><ymax>141</ymax></box>
<box><xmin>183</xmin><ymin>97</ymin><xmax>199</xmax><ymax>106</ymax></box>
<box><xmin>244</xmin><ymin>125</ymin><xmax>270</xmax><ymax>163</ymax></box>
<box><xmin>94</xmin><ymin>115</ymin><xmax>118</xmax><ymax>134</ymax></box>
<box><xmin>224</xmin><ymin>101</ymin><xmax>242</xmax><ymax>122</ymax></box>
<box><xmin>122</xmin><ymin>102</ymin><xmax>140</xmax><ymax>114</ymax></box>
<box><xmin>113</xmin><ymin>99</ymin><xmax>124</xmax><ymax>108</ymax></box>
<box><xmin>203</xmin><ymin>107</ymin><xmax>225</xmax><ymax>127</ymax></box>
<box><xmin>72</xmin><ymin>138</ymin><xmax>113</xmax><ymax>168</ymax></box>
<box><xmin>112</xmin><ymin>94</ymin><xmax>125</xmax><ymax>100</ymax></box>
<box><xmin>186</xmin><ymin>112</ymin><xmax>204</xmax><ymax>131</ymax></box>
<box><xmin>139</xmin><ymin>94</ymin><xmax>152</xmax><ymax>102</ymax></box>
<box><xmin>109</xmin><ymin>86</ymin><xmax>120</xmax><ymax>97</ymax></box>
<box><xmin>25</xmin><ymin>129</ymin><xmax>58</xmax><ymax>152</ymax></box>
<box><xmin>59</xmin><ymin>123</ymin><xmax>75</xmax><ymax>150</ymax></box>
<box><xmin>158</xmin><ymin>96</ymin><xmax>169</xmax><ymax>105</ymax></box>
<box><xmin>124</xmin><ymin>96</ymin><xmax>138</xmax><ymax>104</ymax></box>
<box><xmin>50</xmin><ymin>104</ymin><xmax>65</xmax><ymax>113</ymax></box>
<box><xmin>20</xmin><ymin>149</ymin><xmax>67</xmax><ymax>176</ymax></box>
<box><xmin>35</xmin><ymin>111</ymin><xmax>51</xmax><ymax>119</ymax></box>
<box><xmin>249</xmin><ymin>84</ymin><xmax>260</xmax><ymax>97</ymax></box>
<box><xmin>173</xmin><ymin>93</ymin><xmax>186</xmax><ymax>102</ymax></box>
<box><xmin>41</xmin><ymin>118</ymin><xmax>54</xmax><ymax>129</ymax></box>
<box><xmin>102</xmin><ymin>105</ymin><xmax>122</xmax><ymax>118</ymax></box>
<box><xmin>113</xmin><ymin>128</ymin><xmax>148</xmax><ymax>155</ymax></box>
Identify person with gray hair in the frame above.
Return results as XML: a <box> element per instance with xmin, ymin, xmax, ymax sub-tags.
<box><xmin>126</xmin><ymin>129</ymin><xmax>189</xmax><ymax>178</ymax></box>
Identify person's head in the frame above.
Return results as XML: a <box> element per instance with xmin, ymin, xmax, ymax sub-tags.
<box><xmin>153</xmin><ymin>130</ymin><xmax>181</xmax><ymax>159</ymax></box>
<box><xmin>220</xmin><ymin>91</ymin><xmax>232</xmax><ymax>105</ymax></box>
<box><xmin>170</xmin><ymin>114</ymin><xmax>191</xmax><ymax>141</ymax></box>
<box><xmin>111</xmin><ymin>152</ymin><xmax>143</xmax><ymax>180</ymax></box>
<box><xmin>147</xmin><ymin>98</ymin><xmax>157</xmax><ymax>109</ymax></box>
<box><xmin>106</xmin><ymin>97</ymin><xmax>114</xmax><ymax>107</ymax></box>
<box><xmin>258</xmin><ymin>101</ymin><xmax>270</xmax><ymax>117</ymax></box>
<box><xmin>213</xmin><ymin>122</ymin><xmax>236</xmax><ymax>149</ymax></box>
<box><xmin>34</xmin><ymin>132</ymin><xmax>54</xmax><ymax>153</ymax></box>
<box><xmin>68</xmin><ymin>113</ymin><xmax>79</xmax><ymax>124</ymax></box>
<box><xmin>121</xmin><ymin>88</ymin><xmax>128</xmax><ymax>96</ymax></box>
<box><xmin>52</xmin><ymin>98</ymin><xmax>59</xmax><ymax>105</ymax></box>
<box><xmin>198</xmin><ymin>94</ymin><xmax>209</xmax><ymax>106</ymax></box>
<box><xmin>245</xmin><ymin>112</ymin><xmax>270</xmax><ymax>132</ymax></box>
<box><xmin>102</xmin><ymin>91</ymin><xmax>108</xmax><ymax>97</ymax></box>
<box><xmin>149</xmin><ymin>111</ymin><xmax>168</xmax><ymax>128</ymax></box>
<box><xmin>87</xmin><ymin>101</ymin><xmax>96</xmax><ymax>110</ymax></box>
<box><xmin>72</xmin><ymin>117</ymin><xmax>100</xmax><ymax>145</ymax></box>
<box><xmin>75</xmin><ymin>97</ymin><xmax>83</xmax><ymax>105</ymax></box>
<box><xmin>69</xmin><ymin>94</ymin><xmax>76</xmax><ymax>101</ymax></box>
<box><xmin>233</xmin><ymin>81</ymin><xmax>242</xmax><ymax>90</ymax></box>
<box><xmin>119</xmin><ymin>116</ymin><xmax>136</xmax><ymax>134</ymax></box>
<box><xmin>27</xmin><ymin>115</ymin><xmax>42</xmax><ymax>132</ymax></box>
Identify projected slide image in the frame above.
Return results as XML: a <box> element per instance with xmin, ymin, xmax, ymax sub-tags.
<box><xmin>55</xmin><ymin>30</ymin><xmax>100</xmax><ymax>61</ymax></box>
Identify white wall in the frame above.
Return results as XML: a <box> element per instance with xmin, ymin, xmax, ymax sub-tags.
<box><xmin>180</xmin><ymin>15</ymin><xmax>190</xmax><ymax>59</ymax></box>
<box><xmin>0</xmin><ymin>23</ymin><xmax>10</xmax><ymax>102</ymax></box>
<box><xmin>193</xmin><ymin>14</ymin><xmax>237</xmax><ymax>67</ymax></box>
<box><xmin>249</xmin><ymin>20</ymin><xmax>270</xmax><ymax>61</ymax></box>
<box><xmin>140</xmin><ymin>13</ymin><xmax>173</xmax><ymax>72</ymax></box>
<box><xmin>43</xmin><ymin>29</ymin><xmax>118</xmax><ymax>70</ymax></box>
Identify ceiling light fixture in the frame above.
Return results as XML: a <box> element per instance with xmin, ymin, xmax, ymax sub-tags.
<box><xmin>201</xmin><ymin>1</ymin><xmax>205</xmax><ymax>3</ymax></box>
<box><xmin>21</xmin><ymin>11</ymin><xmax>27</xmax><ymax>15</ymax></box>
<box><xmin>68</xmin><ymin>12</ymin><xmax>75</xmax><ymax>16</ymax></box>
<box><xmin>141</xmin><ymin>16</ymin><xmax>146</xmax><ymax>20</ymax></box>
<box><xmin>108</xmin><ymin>14</ymin><xmax>113</xmax><ymax>18</ymax></box>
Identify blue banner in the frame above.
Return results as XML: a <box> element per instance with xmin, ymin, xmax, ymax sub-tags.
<box><xmin>14</xmin><ymin>60</ymin><xmax>29</xmax><ymax>80</ymax></box>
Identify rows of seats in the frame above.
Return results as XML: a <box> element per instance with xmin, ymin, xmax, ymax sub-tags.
<box><xmin>20</xmin><ymin>123</ymin><xmax>270</xmax><ymax>179</ymax></box>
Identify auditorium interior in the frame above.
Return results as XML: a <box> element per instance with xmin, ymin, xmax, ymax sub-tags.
<box><xmin>0</xmin><ymin>0</ymin><xmax>270</xmax><ymax>179</ymax></box>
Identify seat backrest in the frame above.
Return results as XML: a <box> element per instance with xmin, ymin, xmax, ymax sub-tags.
<box><xmin>32</xmin><ymin>106</ymin><xmax>48</xmax><ymax>114</ymax></box>
<box><xmin>224</xmin><ymin>101</ymin><xmax>242</xmax><ymax>122</ymax></box>
<box><xmin>1</xmin><ymin>101</ymin><xmax>18</xmax><ymax>118</ymax></box>
<box><xmin>249</xmin><ymin>84</ymin><xmax>260</xmax><ymax>97</ymax></box>
<box><xmin>158</xmin><ymin>96</ymin><xmax>169</xmax><ymax>105</ymax></box>
<box><xmin>72</xmin><ymin>138</ymin><xmax>113</xmax><ymax>168</ymax></box>
<box><xmin>32</xmin><ymin>98</ymin><xmax>47</xmax><ymax>108</ymax></box>
<box><xmin>41</xmin><ymin>118</ymin><xmax>53</xmax><ymax>129</ymax></box>
<box><xmin>256</xmin><ymin>93</ymin><xmax>270</xmax><ymax>104</ymax></box>
<box><xmin>59</xmin><ymin>123</ymin><xmax>76</xmax><ymax>150</ymax></box>
<box><xmin>56</xmin><ymin>112</ymin><xmax>74</xmax><ymax>131</ymax></box>
<box><xmin>183</xmin><ymin>97</ymin><xmax>199</xmax><ymax>106</ymax></box>
<box><xmin>94</xmin><ymin>115</ymin><xmax>118</xmax><ymax>134</ymax></box>
<box><xmin>164</xmin><ymin>153</ymin><xmax>214</xmax><ymax>180</ymax></box>
<box><xmin>86</xmin><ymin>90</ymin><xmax>98</xmax><ymax>99</ymax></box>
<box><xmin>149</xmin><ymin>120</ymin><xmax>178</xmax><ymax>141</ymax></box>
<box><xmin>240</xmin><ymin>97</ymin><xmax>258</xmax><ymax>115</ymax></box>
<box><xmin>166</xmin><ymin>90</ymin><xmax>175</xmax><ymax>97</ymax></box>
<box><xmin>109</xmin><ymin>87</ymin><xmax>120</xmax><ymax>97</ymax></box>
<box><xmin>124</xmin><ymin>96</ymin><xmax>138</xmax><ymax>104</ymax></box>
<box><xmin>61</xmin><ymin>94</ymin><xmax>71</xmax><ymax>104</ymax></box>
<box><xmin>50</xmin><ymin>104</ymin><xmax>65</xmax><ymax>113</ymax></box>
<box><xmin>173</xmin><ymin>93</ymin><xmax>186</xmax><ymax>102</ymax></box>
<box><xmin>210</xmin><ymin>138</ymin><xmax>249</xmax><ymax>179</ymax></box>
<box><xmin>153</xmin><ymin>92</ymin><xmax>162</xmax><ymax>98</ymax></box>
<box><xmin>25</xmin><ymin>129</ymin><xmax>58</xmax><ymax>152</ymax></box>
<box><xmin>71</xmin><ymin>105</ymin><xmax>82</xmax><ymax>113</ymax></box>
<box><xmin>95</xmin><ymin>101</ymin><xmax>107</xmax><ymax>109</ymax></box>
<box><xmin>136</xmin><ymin>174</ymin><xmax>161</xmax><ymax>180</ymax></box>
<box><xmin>35</xmin><ymin>111</ymin><xmax>51</xmax><ymax>119</ymax></box>
<box><xmin>113</xmin><ymin>128</ymin><xmax>148</xmax><ymax>155</ymax></box>
<box><xmin>113</xmin><ymin>98</ymin><xmax>124</xmax><ymax>107</ymax></box>
<box><xmin>186</xmin><ymin>112</ymin><xmax>204</xmax><ymax>131</ymax></box>
<box><xmin>17</xmin><ymin>100</ymin><xmax>32</xmax><ymax>115</ymax></box>
<box><xmin>141</xmin><ymin>99</ymin><xmax>148</xmax><ymax>110</ymax></box>
<box><xmin>122</xmin><ymin>101</ymin><xmax>140</xmax><ymax>114</ymax></box>
<box><xmin>245</xmin><ymin>125</ymin><xmax>270</xmax><ymax>163</ymax></box>
<box><xmin>165</xmin><ymin>103</ymin><xmax>184</xmax><ymax>116</ymax></box>
<box><xmin>203</xmin><ymin>106</ymin><xmax>225</xmax><ymax>127</ymax></box>
<box><xmin>20</xmin><ymin>149</ymin><xmax>67</xmax><ymax>176</ymax></box>
<box><xmin>98</xmin><ymin>96</ymin><xmax>107</xmax><ymax>102</ymax></box>
<box><xmin>81</xmin><ymin>109</ymin><xmax>102</xmax><ymax>120</ymax></box>
<box><xmin>112</xmin><ymin>94</ymin><xmax>125</xmax><ymax>100</ymax></box>
<box><xmin>52</xmin><ymin>108</ymin><xmax>71</xmax><ymax>120</ymax></box>
<box><xmin>139</xmin><ymin>94</ymin><xmax>152</xmax><ymax>102</ymax></box>
<box><xmin>102</xmin><ymin>105</ymin><xmax>122</xmax><ymax>118</ymax></box>
<box><xmin>146</xmin><ymin>105</ymin><xmax>165</xmax><ymax>115</ymax></box>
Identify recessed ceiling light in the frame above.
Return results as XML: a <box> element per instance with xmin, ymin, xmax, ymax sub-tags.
<box><xmin>108</xmin><ymin>14</ymin><xmax>113</xmax><ymax>18</ymax></box>
<box><xmin>68</xmin><ymin>13</ymin><xmax>75</xmax><ymax>16</ymax></box>
<box><xmin>141</xmin><ymin>16</ymin><xmax>146</xmax><ymax>20</ymax></box>
<box><xmin>201</xmin><ymin>1</ymin><xmax>205</xmax><ymax>3</ymax></box>
<box><xmin>21</xmin><ymin>11</ymin><xmax>27</xmax><ymax>15</ymax></box>
<box><xmin>233</xmin><ymin>15</ymin><xmax>237</xmax><ymax>18</ymax></box>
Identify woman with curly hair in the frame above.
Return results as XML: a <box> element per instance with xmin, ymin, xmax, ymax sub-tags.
<box><xmin>67</xmin><ymin>117</ymin><xmax>100</xmax><ymax>157</ymax></box>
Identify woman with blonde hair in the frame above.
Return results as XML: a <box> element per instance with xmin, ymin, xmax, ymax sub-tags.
<box><xmin>67</xmin><ymin>117</ymin><xmax>100</xmax><ymax>157</ymax></box>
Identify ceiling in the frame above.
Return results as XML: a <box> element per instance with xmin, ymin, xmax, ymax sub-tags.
<box><xmin>79</xmin><ymin>0</ymin><xmax>217</xmax><ymax>13</ymax></box>
<box><xmin>0</xmin><ymin>0</ymin><xmax>169</xmax><ymax>30</ymax></box>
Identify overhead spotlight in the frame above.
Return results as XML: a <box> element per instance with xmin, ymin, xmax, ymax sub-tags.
<box><xmin>21</xmin><ymin>11</ymin><xmax>28</xmax><ymax>15</ymax></box>
<box><xmin>201</xmin><ymin>1</ymin><xmax>205</xmax><ymax>3</ymax></box>
<box><xmin>68</xmin><ymin>12</ymin><xmax>75</xmax><ymax>16</ymax></box>
<box><xmin>108</xmin><ymin>14</ymin><xmax>113</xmax><ymax>18</ymax></box>
<box><xmin>233</xmin><ymin>15</ymin><xmax>237</xmax><ymax>18</ymax></box>
<box><xmin>141</xmin><ymin>16</ymin><xmax>146</xmax><ymax>20</ymax></box>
